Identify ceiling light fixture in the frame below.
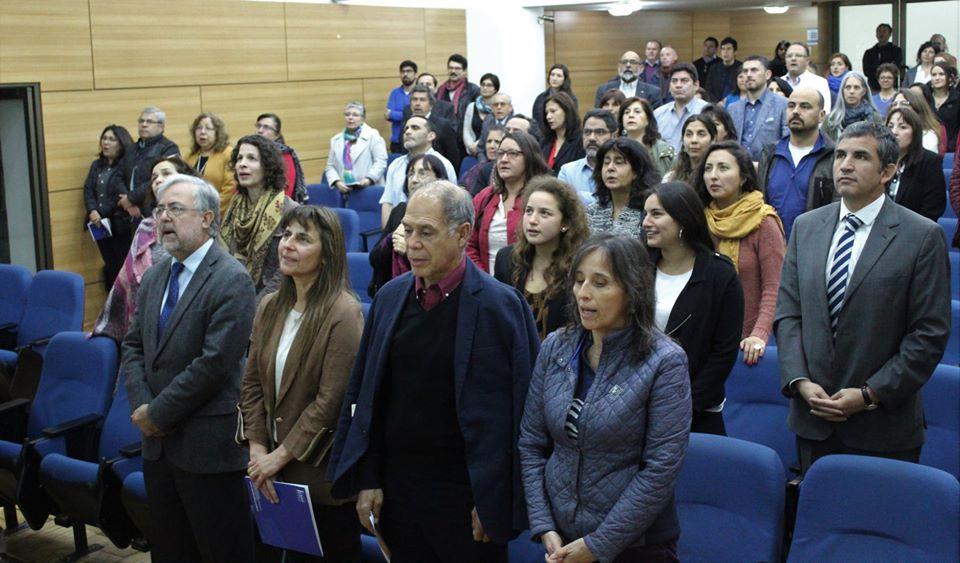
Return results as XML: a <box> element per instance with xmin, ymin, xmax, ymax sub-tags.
<box><xmin>608</xmin><ymin>0</ymin><xmax>641</xmax><ymax>17</ymax></box>
<box><xmin>763</xmin><ymin>6</ymin><xmax>790</xmax><ymax>14</ymax></box>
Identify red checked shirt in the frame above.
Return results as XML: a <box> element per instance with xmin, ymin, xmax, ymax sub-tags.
<box><xmin>414</xmin><ymin>257</ymin><xmax>466</xmax><ymax>311</ymax></box>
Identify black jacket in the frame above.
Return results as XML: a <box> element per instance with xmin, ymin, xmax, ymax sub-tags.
<box><xmin>116</xmin><ymin>134</ymin><xmax>180</xmax><ymax>212</ymax></box>
<box><xmin>931</xmin><ymin>88</ymin><xmax>960</xmax><ymax>153</ymax></box>
<box><xmin>659</xmin><ymin>249</ymin><xmax>744</xmax><ymax>412</ymax></box>
<box><xmin>704</xmin><ymin>60</ymin><xmax>742</xmax><ymax>103</ymax></box>
<box><xmin>895</xmin><ymin>149</ymin><xmax>947</xmax><ymax>222</ymax></box>
<box><xmin>402</xmin><ymin>100</ymin><xmax>455</xmax><ymax>123</ymax></box>
<box><xmin>541</xmin><ymin>134</ymin><xmax>585</xmax><ymax>175</ymax></box>
<box><xmin>862</xmin><ymin>42</ymin><xmax>903</xmax><ymax>91</ymax></box>
<box><xmin>493</xmin><ymin>245</ymin><xmax>570</xmax><ymax>339</ymax></box>
<box><xmin>401</xmin><ymin>112</ymin><xmax>461</xmax><ymax>170</ymax></box>
<box><xmin>83</xmin><ymin>158</ymin><xmax>125</xmax><ymax>219</ymax></box>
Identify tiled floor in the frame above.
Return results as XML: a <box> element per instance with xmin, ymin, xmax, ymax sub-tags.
<box><xmin>0</xmin><ymin>513</ymin><xmax>149</xmax><ymax>563</ymax></box>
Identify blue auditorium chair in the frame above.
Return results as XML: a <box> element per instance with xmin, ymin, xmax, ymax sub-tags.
<box><xmin>38</xmin><ymin>380</ymin><xmax>144</xmax><ymax>557</ymax></box>
<box><xmin>508</xmin><ymin>529</ymin><xmax>545</xmax><ymax>562</ymax></box>
<box><xmin>921</xmin><ymin>364</ymin><xmax>959</xmax><ymax>479</ymax></box>
<box><xmin>119</xmin><ymin>470</ymin><xmax>150</xmax><ymax>549</ymax></box>
<box><xmin>459</xmin><ymin>155</ymin><xmax>478</xmax><ymax>179</ymax></box>
<box><xmin>939</xmin><ymin>217</ymin><xmax>957</xmax><ymax>246</ymax></box>
<box><xmin>723</xmin><ymin>347</ymin><xmax>797</xmax><ymax>477</ymax></box>
<box><xmin>943</xmin><ymin>152</ymin><xmax>954</xmax><ymax>171</ymax></box>
<box><xmin>333</xmin><ymin>208</ymin><xmax>362</xmax><ymax>253</ymax></box>
<box><xmin>0</xmin><ymin>333</ymin><xmax>117</xmax><ymax>531</ymax></box>
<box><xmin>950</xmin><ymin>252</ymin><xmax>958</xmax><ymax>300</ymax></box>
<box><xmin>345</xmin><ymin>185</ymin><xmax>384</xmax><ymax>251</ymax></box>
<box><xmin>788</xmin><ymin>455</ymin><xmax>959</xmax><ymax>561</ymax></box>
<box><xmin>945</xmin><ymin>300</ymin><xmax>959</xmax><ymax>366</ymax></box>
<box><xmin>0</xmin><ymin>264</ymin><xmax>31</xmax><ymax>349</ymax></box>
<box><xmin>347</xmin><ymin>253</ymin><xmax>374</xmax><ymax>304</ymax></box>
<box><xmin>0</xmin><ymin>270</ymin><xmax>84</xmax><ymax>400</ymax></box>
<box><xmin>387</xmin><ymin>153</ymin><xmax>403</xmax><ymax>167</ymax></box>
<box><xmin>943</xmin><ymin>170</ymin><xmax>955</xmax><ymax>219</ymax></box>
<box><xmin>360</xmin><ymin>302</ymin><xmax>371</xmax><ymax>321</ymax></box>
<box><xmin>307</xmin><ymin>183</ymin><xmax>343</xmax><ymax>208</ymax></box>
<box><xmin>676</xmin><ymin>434</ymin><xmax>785</xmax><ymax>562</ymax></box>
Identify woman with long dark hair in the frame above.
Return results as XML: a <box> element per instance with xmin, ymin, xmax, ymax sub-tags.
<box><xmin>619</xmin><ymin>97</ymin><xmax>676</xmax><ymax>176</ymax></box>
<box><xmin>533</xmin><ymin>64</ymin><xmax>578</xmax><ymax>128</ymax></box>
<box><xmin>886</xmin><ymin>107</ymin><xmax>947</xmax><ymax>221</ymax></box>
<box><xmin>663</xmin><ymin>115</ymin><xmax>717</xmax><ymax>184</ymax></box>
<box><xmin>240</xmin><ymin>205</ymin><xmax>364</xmax><ymax>562</ymax></box>
<box><xmin>494</xmin><ymin>177</ymin><xmax>588</xmax><ymax>340</ymax></box>
<box><xmin>541</xmin><ymin>91</ymin><xmax>585</xmax><ymax>174</ymax></box>
<box><xmin>643</xmin><ymin>182</ymin><xmax>744</xmax><ymax>434</ymax></box>
<box><xmin>926</xmin><ymin>62</ymin><xmax>960</xmax><ymax>152</ymax></box>
<box><xmin>769</xmin><ymin>40</ymin><xmax>790</xmax><ymax>78</ymax></box>
<box><xmin>84</xmin><ymin>124</ymin><xmax>134</xmax><ymax>289</ymax></box>
<box><xmin>891</xmin><ymin>88</ymin><xmax>946</xmax><ymax>154</ymax></box>
<box><xmin>221</xmin><ymin>134</ymin><xmax>299</xmax><ymax>299</ymax></box>
<box><xmin>586</xmin><ymin>138</ymin><xmax>660</xmax><ymax>237</ymax></box>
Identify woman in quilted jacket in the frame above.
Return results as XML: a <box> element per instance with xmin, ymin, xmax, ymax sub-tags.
<box><xmin>519</xmin><ymin>233</ymin><xmax>692</xmax><ymax>562</ymax></box>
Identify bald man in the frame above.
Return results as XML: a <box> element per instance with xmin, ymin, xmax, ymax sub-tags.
<box><xmin>594</xmin><ymin>50</ymin><xmax>661</xmax><ymax>107</ymax></box>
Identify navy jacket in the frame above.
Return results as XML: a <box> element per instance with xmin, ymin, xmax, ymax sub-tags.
<box><xmin>327</xmin><ymin>259</ymin><xmax>540</xmax><ymax>543</ymax></box>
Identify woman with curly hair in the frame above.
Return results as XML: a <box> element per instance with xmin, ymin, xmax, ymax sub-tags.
<box><xmin>221</xmin><ymin>134</ymin><xmax>298</xmax><ymax>299</ymax></box>
<box><xmin>183</xmin><ymin>112</ymin><xmax>235</xmax><ymax>217</ymax></box>
<box><xmin>619</xmin><ymin>97</ymin><xmax>676</xmax><ymax>176</ymax></box>
<box><xmin>493</xmin><ymin>177</ymin><xmax>588</xmax><ymax>340</ymax></box>
<box><xmin>586</xmin><ymin>137</ymin><xmax>661</xmax><ymax>237</ymax></box>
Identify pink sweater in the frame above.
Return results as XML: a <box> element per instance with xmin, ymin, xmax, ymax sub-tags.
<box><xmin>731</xmin><ymin>216</ymin><xmax>785</xmax><ymax>342</ymax></box>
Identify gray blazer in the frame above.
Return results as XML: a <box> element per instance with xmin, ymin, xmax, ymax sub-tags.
<box><xmin>727</xmin><ymin>89</ymin><xmax>790</xmax><ymax>161</ymax></box>
<box><xmin>593</xmin><ymin>78</ymin><xmax>661</xmax><ymax>108</ymax></box>
<box><xmin>774</xmin><ymin>198</ymin><xmax>951</xmax><ymax>452</ymax></box>
<box><xmin>123</xmin><ymin>241</ymin><xmax>256</xmax><ymax>474</ymax></box>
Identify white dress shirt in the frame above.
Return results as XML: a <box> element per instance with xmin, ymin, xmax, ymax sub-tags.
<box><xmin>159</xmin><ymin>237</ymin><xmax>215</xmax><ymax>313</ymax></box>
<box><xmin>379</xmin><ymin>149</ymin><xmax>457</xmax><ymax>206</ymax></box>
<box><xmin>782</xmin><ymin>70</ymin><xmax>832</xmax><ymax>114</ymax></box>
<box><xmin>824</xmin><ymin>194</ymin><xmax>885</xmax><ymax>287</ymax></box>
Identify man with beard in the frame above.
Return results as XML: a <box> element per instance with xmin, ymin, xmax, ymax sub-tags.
<box><xmin>407</xmin><ymin>85</ymin><xmax>461</xmax><ymax>169</ymax></box>
<box><xmin>386</xmin><ymin>60</ymin><xmax>418</xmax><ymax>153</ymax></box>
<box><xmin>436</xmin><ymin>54</ymin><xmax>481</xmax><ymax>122</ymax></box>
<box><xmin>557</xmin><ymin>109</ymin><xmax>617</xmax><ymax>204</ymax></box>
<box><xmin>594</xmin><ymin>50</ymin><xmax>661</xmax><ymax>107</ymax></box>
<box><xmin>727</xmin><ymin>56</ymin><xmax>789</xmax><ymax>160</ymax></box>
<box><xmin>757</xmin><ymin>87</ymin><xmax>836</xmax><ymax>240</ymax></box>
<box><xmin>410</xmin><ymin>72</ymin><xmax>456</xmax><ymax>122</ymax></box>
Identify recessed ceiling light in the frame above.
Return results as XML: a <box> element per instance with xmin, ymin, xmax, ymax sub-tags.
<box><xmin>763</xmin><ymin>6</ymin><xmax>790</xmax><ymax>14</ymax></box>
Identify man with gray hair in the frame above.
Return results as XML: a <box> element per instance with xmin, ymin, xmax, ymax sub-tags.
<box><xmin>775</xmin><ymin>122</ymin><xmax>951</xmax><ymax>474</ymax></box>
<box><xmin>328</xmin><ymin>180</ymin><xmax>539</xmax><ymax>561</ymax></box>
<box><xmin>123</xmin><ymin>174</ymin><xmax>256</xmax><ymax>561</ymax></box>
<box><xmin>116</xmin><ymin>106</ymin><xmax>180</xmax><ymax>218</ymax></box>
<box><xmin>474</xmin><ymin>92</ymin><xmax>514</xmax><ymax>162</ymax></box>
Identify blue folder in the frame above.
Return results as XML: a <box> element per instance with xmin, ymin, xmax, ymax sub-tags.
<box><xmin>245</xmin><ymin>477</ymin><xmax>323</xmax><ymax>557</ymax></box>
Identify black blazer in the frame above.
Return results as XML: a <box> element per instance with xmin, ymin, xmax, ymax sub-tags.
<box><xmin>895</xmin><ymin>149</ymin><xmax>946</xmax><ymax>221</ymax></box>
<box><xmin>659</xmin><ymin>248</ymin><xmax>744</xmax><ymax>411</ymax></box>
<box><xmin>541</xmin><ymin>134</ymin><xmax>585</xmax><ymax>175</ymax></box>
<box><xmin>493</xmin><ymin>245</ymin><xmax>570</xmax><ymax>339</ymax></box>
<box><xmin>932</xmin><ymin>88</ymin><xmax>960</xmax><ymax>153</ymax></box>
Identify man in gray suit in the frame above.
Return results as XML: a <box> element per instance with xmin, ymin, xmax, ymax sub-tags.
<box><xmin>727</xmin><ymin>56</ymin><xmax>789</xmax><ymax>161</ymax></box>
<box><xmin>775</xmin><ymin>122</ymin><xmax>951</xmax><ymax>474</ymax></box>
<box><xmin>123</xmin><ymin>174</ymin><xmax>256</xmax><ymax>562</ymax></box>
<box><xmin>594</xmin><ymin>50</ymin><xmax>661</xmax><ymax>108</ymax></box>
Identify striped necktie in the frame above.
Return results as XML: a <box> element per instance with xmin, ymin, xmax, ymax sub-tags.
<box><xmin>827</xmin><ymin>213</ymin><xmax>864</xmax><ymax>335</ymax></box>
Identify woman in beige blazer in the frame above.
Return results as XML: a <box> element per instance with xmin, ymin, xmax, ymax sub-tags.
<box><xmin>183</xmin><ymin>112</ymin><xmax>236</xmax><ymax>217</ymax></box>
<box><xmin>239</xmin><ymin>204</ymin><xmax>364</xmax><ymax>561</ymax></box>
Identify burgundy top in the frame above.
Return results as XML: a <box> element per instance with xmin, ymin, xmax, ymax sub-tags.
<box><xmin>415</xmin><ymin>256</ymin><xmax>466</xmax><ymax>311</ymax></box>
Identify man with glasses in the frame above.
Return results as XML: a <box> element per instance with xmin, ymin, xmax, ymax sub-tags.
<box><xmin>558</xmin><ymin>109</ymin><xmax>618</xmax><ymax>203</ymax></box>
<box><xmin>594</xmin><ymin>50</ymin><xmax>661</xmax><ymax>107</ymax></box>
<box><xmin>123</xmin><ymin>174</ymin><xmax>256</xmax><ymax>562</ymax></box>
<box><xmin>386</xmin><ymin>60</ymin><xmax>419</xmax><ymax>153</ymax></box>
<box><xmin>782</xmin><ymin>43</ymin><xmax>831</xmax><ymax>112</ymax></box>
<box><xmin>116</xmin><ymin>106</ymin><xmax>180</xmax><ymax>218</ymax></box>
<box><xmin>476</xmin><ymin>93</ymin><xmax>514</xmax><ymax>163</ymax></box>
<box><xmin>436</xmin><ymin>54</ymin><xmax>481</xmax><ymax>121</ymax></box>
<box><xmin>654</xmin><ymin>63</ymin><xmax>709</xmax><ymax>151</ymax></box>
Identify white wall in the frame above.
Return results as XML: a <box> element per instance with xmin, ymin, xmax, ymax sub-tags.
<box><xmin>465</xmin><ymin>6</ymin><xmax>546</xmax><ymax>118</ymax></box>
<box><xmin>0</xmin><ymin>99</ymin><xmax>38</xmax><ymax>270</ymax></box>
<box><xmin>838</xmin><ymin>4</ymin><xmax>894</xmax><ymax>78</ymax></box>
<box><xmin>905</xmin><ymin>1</ymin><xmax>960</xmax><ymax>69</ymax></box>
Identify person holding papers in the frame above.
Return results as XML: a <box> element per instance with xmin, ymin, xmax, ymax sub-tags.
<box><xmin>239</xmin><ymin>205</ymin><xmax>364</xmax><ymax>561</ymax></box>
<box><xmin>84</xmin><ymin>124</ymin><xmax>134</xmax><ymax>290</ymax></box>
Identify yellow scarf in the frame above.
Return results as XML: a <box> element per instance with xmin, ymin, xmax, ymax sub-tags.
<box><xmin>705</xmin><ymin>191</ymin><xmax>783</xmax><ymax>272</ymax></box>
<box><xmin>220</xmin><ymin>189</ymin><xmax>285</xmax><ymax>285</ymax></box>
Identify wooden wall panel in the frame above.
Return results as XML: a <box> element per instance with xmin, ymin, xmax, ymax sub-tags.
<box><xmin>691</xmin><ymin>12</ymin><xmax>730</xmax><ymax>61</ymax></box>
<box><xmin>300</xmin><ymin>158</ymin><xmax>327</xmax><ymax>187</ymax></box>
<box><xmin>286</xmin><ymin>4</ymin><xmax>426</xmax><ymax>82</ymax></box>
<box><xmin>553</xmin><ymin>11</ymin><xmax>693</xmax><ymax>71</ymax></box>
<box><xmin>49</xmin><ymin>188</ymin><xmax>103</xmax><ymax>284</ymax></box>
<box><xmin>201</xmin><ymin>80</ymin><xmax>363</xmax><ymax>163</ymax></box>
<box><xmin>569</xmin><ymin>69</ymin><xmax>619</xmax><ymax>112</ymax></box>
<box><xmin>82</xmin><ymin>283</ymin><xmax>107</xmax><ymax>331</ymax></box>
<box><xmin>42</xmin><ymin>87</ymin><xmax>202</xmax><ymax>192</ymax></box>
<box><xmin>424</xmin><ymin>9</ymin><xmax>468</xmax><ymax>76</ymax></box>
<box><xmin>88</xmin><ymin>0</ymin><xmax>286</xmax><ymax>89</ymax></box>
<box><xmin>0</xmin><ymin>0</ymin><xmax>93</xmax><ymax>91</ymax></box>
<box><xmin>362</xmin><ymin>77</ymin><xmax>400</xmax><ymax>147</ymax></box>
<box><xmin>730</xmin><ymin>8</ymin><xmax>821</xmax><ymax>68</ymax></box>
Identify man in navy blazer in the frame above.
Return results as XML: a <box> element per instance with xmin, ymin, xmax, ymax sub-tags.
<box><xmin>727</xmin><ymin>56</ymin><xmax>789</xmax><ymax>161</ymax></box>
<box><xmin>328</xmin><ymin>180</ymin><xmax>539</xmax><ymax>561</ymax></box>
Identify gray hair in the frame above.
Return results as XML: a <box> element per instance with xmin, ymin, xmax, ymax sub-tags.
<box><xmin>838</xmin><ymin>121</ymin><xmax>900</xmax><ymax>168</ymax></box>
<box><xmin>825</xmin><ymin>71</ymin><xmax>879</xmax><ymax>136</ymax></box>
<box><xmin>141</xmin><ymin>106</ymin><xmax>166</xmax><ymax>124</ymax></box>
<box><xmin>156</xmin><ymin>174</ymin><xmax>222</xmax><ymax>236</ymax></box>
<box><xmin>345</xmin><ymin>101</ymin><xmax>366</xmax><ymax>117</ymax></box>
<box><xmin>493</xmin><ymin>92</ymin><xmax>513</xmax><ymax>105</ymax></box>
<box><xmin>411</xmin><ymin>180</ymin><xmax>474</xmax><ymax>235</ymax></box>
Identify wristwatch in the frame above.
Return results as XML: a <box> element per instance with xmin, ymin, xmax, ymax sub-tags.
<box><xmin>861</xmin><ymin>385</ymin><xmax>878</xmax><ymax>411</ymax></box>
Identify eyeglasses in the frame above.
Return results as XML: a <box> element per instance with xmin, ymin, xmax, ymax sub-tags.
<box><xmin>138</xmin><ymin>118</ymin><xmax>161</xmax><ymax>125</ymax></box>
<box><xmin>496</xmin><ymin>149</ymin><xmax>523</xmax><ymax>160</ymax></box>
<box><xmin>583</xmin><ymin>128</ymin><xmax>610</xmax><ymax>137</ymax></box>
<box><xmin>194</xmin><ymin>125</ymin><xmax>215</xmax><ymax>132</ymax></box>
<box><xmin>255</xmin><ymin>123</ymin><xmax>277</xmax><ymax>133</ymax></box>
<box><xmin>153</xmin><ymin>204</ymin><xmax>199</xmax><ymax>218</ymax></box>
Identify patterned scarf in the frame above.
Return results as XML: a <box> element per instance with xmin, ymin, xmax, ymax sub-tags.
<box><xmin>474</xmin><ymin>95</ymin><xmax>492</xmax><ymax>115</ymax></box>
<box><xmin>842</xmin><ymin>102</ymin><xmax>875</xmax><ymax>129</ymax></box>
<box><xmin>220</xmin><ymin>189</ymin><xmax>285</xmax><ymax>285</ymax></box>
<box><xmin>705</xmin><ymin>191</ymin><xmax>783</xmax><ymax>273</ymax></box>
<box><xmin>342</xmin><ymin>125</ymin><xmax>361</xmax><ymax>173</ymax></box>
<box><xmin>437</xmin><ymin>79</ymin><xmax>468</xmax><ymax>113</ymax></box>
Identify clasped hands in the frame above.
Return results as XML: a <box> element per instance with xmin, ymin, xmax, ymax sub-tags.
<box><xmin>796</xmin><ymin>380</ymin><xmax>869</xmax><ymax>422</ymax></box>
<box><xmin>542</xmin><ymin>531</ymin><xmax>596</xmax><ymax>562</ymax></box>
<box><xmin>356</xmin><ymin>488</ymin><xmax>491</xmax><ymax>543</ymax></box>
<box><xmin>131</xmin><ymin>404</ymin><xmax>163</xmax><ymax>437</ymax></box>
<box><xmin>248</xmin><ymin>442</ymin><xmax>293</xmax><ymax>504</ymax></box>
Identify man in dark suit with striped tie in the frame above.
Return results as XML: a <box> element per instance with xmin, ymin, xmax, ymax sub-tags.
<box><xmin>774</xmin><ymin>121</ymin><xmax>951</xmax><ymax>474</ymax></box>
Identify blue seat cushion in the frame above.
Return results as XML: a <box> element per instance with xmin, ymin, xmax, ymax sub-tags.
<box><xmin>0</xmin><ymin>440</ymin><xmax>22</xmax><ymax>471</ymax></box>
<box><xmin>39</xmin><ymin>453</ymin><xmax>98</xmax><ymax>488</ymax></box>
<box><xmin>122</xmin><ymin>472</ymin><xmax>146</xmax><ymax>499</ymax></box>
<box><xmin>0</xmin><ymin>348</ymin><xmax>17</xmax><ymax>368</ymax></box>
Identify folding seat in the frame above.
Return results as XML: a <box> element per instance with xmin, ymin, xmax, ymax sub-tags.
<box><xmin>939</xmin><ymin>217</ymin><xmax>957</xmax><ymax>246</ymax></box>
<box><xmin>920</xmin><ymin>364</ymin><xmax>959</xmax><ymax>478</ymax></box>
<box><xmin>676</xmin><ymin>434</ymin><xmax>785</xmax><ymax>562</ymax></box>
<box><xmin>788</xmin><ymin>455</ymin><xmax>959</xmax><ymax>561</ymax></box>
<box><xmin>347</xmin><ymin>252</ymin><xmax>374</xmax><ymax>304</ymax></box>
<box><xmin>38</xmin><ymin>379</ymin><xmax>144</xmax><ymax>558</ymax></box>
<box><xmin>0</xmin><ymin>333</ymin><xmax>117</xmax><ymax>531</ymax></box>
<box><xmin>0</xmin><ymin>264</ymin><xmax>31</xmax><ymax>350</ymax></box>
<box><xmin>344</xmin><ymin>185</ymin><xmax>385</xmax><ymax>251</ymax></box>
<box><xmin>307</xmin><ymin>183</ymin><xmax>343</xmax><ymax>208</ymax></box>
<box><xmin>723</xmin><ymin>347</ymin><xmax>798</xmax><ymax>477</ymax></box>
<box><xmin>333</xmin><ymin>208</ymin><xmax>363</xmax><ymax>253</ymax></box>
<box><xmin>459</xmin><ymin>155</ymin><xmax>478</xmax><ymax>179</ymax></box>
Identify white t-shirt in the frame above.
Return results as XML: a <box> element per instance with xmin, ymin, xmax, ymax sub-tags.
<box><xmin>654</xmin><ymin>267</ymin><xmax>693</xmax><ymax>331</ymax></box>
<box><xmin>275</xmin><ymin>309</ymin><xmax>304</xmax><ymax>397</ymax></box>
<box><xmin>788</xmin><ymin>142</ymin><xmax>815</xmax><ymax>167</ymax></box>
<box><xmin>922</xmin><ymin>129</ymin><xmax>940</xmax><ymax>154</ymax></box>
<box><xmin>487</xmin><ymin>198</ymin><xmax>508</xmax><ymax>273</ymax></box>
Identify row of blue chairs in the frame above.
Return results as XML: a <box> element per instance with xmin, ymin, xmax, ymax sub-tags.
<box><xmin>305</xmin><ymin>184</ymin><xmax>384</xmax><ymax>251</ymax></box>
<box><xmin>940</xmin><ymin>169</ymin><xmax>956</xmax><ymax>219</ymax></box>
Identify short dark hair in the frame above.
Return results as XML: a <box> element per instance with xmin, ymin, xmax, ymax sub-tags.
<box><xmin>839</xmin><ymin>121</ymin><xmax>900</xmax><ymax>169</ymax></box>
<box><xmin>403</xmin><ymin>153</ymin><xmax>448</xmax><ymax>197</ymax></box>
<box><xmin>399</xmin><ymin>60</ymin><xmax>418</xmax><ymax>73</ymax></box>
<box><xmin>447</xmin><ymin>54</ymin><xmax>468</xmax><ymax>70</ymax></box>
<box><xmin>704</xmin><ymin>36</ymin><xmax>719</xmax><ymax>47</ymax></box>
<box><xmin>479</xmin><ymin>73</ymin><xmax>500</xmax><ymax>91</ymax></box>
<box><xmin>668</xmin><ymin>63</ymin><xmax>699</xmax><ymax>83</ymax></box>
<box><xmin>700</xmin><ymin>104</ymin><xmax>738</xmax><ymax>140</ymax></box>
<box><xmin>542</xmin><ymin>91</ymin><xmax>581</xmax><ymax>143</ymax></box>
<box><xmin>409</xmin><ymin>84</ymin><xmax>435</xmax><ymax>106</ymax></box>
<box><xmin>876</xmin><ymin>62</ymin><xmax>900</xmax><ymax>80</ymax></box>
<box><xmin>876</xmin><ymin>23</ymin><xmax>893</xmax><ymax>33</ymax></box>
<box><xmin>691</xmin><ymin>141</ymin><xmax>759</xmax><ymax>206</ymax></box>
<box><xmin>591</xmin><ymin>138</ymin><xmax>661</xmax><ymax>209</ymax></box>
<box><xmin>231</xmin><ymin>134</ymin><xmax>288</xmax><ymax>193</ymax></box>
<box><xmin>720</xmin><ymin>37</ymin><xmax>738</xmax><ymax>51</ymax></box>
<box><xmin>743</xmin><ymin>55</ymin><xmax>770</xmax><ymax>71</ymax></box>
<box><xmin>789</xmin><ymin>42</ymin><xmax>811</xmax><ymax>57</ymax></box>
<box><xmin>583</xmin><ymin>108</ymin><xmax>618</xmax><ymax>135</ymax></box>
<box><xmin>618</xmin><ymin>98</ymin><xmax>659</xmax><ymax>145</ymax></box>
<box><xmin>645</xmin><ymin>182</ymin><xmax>714</xmax><ymax>255</ymax></box>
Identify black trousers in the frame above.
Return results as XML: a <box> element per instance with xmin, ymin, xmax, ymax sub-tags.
<box><xmin>797</xmin><ymin>433</ymin><xmax>922</xmax><ymax>475</ymax></box>
<box><xmin>691</xmin><ymin>410</ymin><xmax>726</xmax><ymax>436</ymax></box>
<box><xmin>143</xmin><ymin>457</ymin><xmax>255</xmax><ymax>563</ymax></box>
<box><xmin>255</xmin><ymin>501</ymin><xmax>361</xmax><ymax>562</ymax></box>
<box><xmin>94</xmin><ymin>217</ymin><xmax>131</xmax><ymax>290</ymax></box>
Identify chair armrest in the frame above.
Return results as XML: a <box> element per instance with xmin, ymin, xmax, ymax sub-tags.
<box><xmin>0</xmin><ymin>398</ymin><xmax>30</xmax><ymax>415</ymax></box>
<box><xmin>360</xmin><ymin>228</ymin><xmax>383</xmax><ymax>251</ymax></box>
<box><xmin>40</xmin><ymin>413</ymin><xmax>103</xmax><ymax>439</ymax></box>
<box><xmin>119</xmin><ymin>442</ymin><xmax>142</xmax><ymax>458</ymax></box>
<box><xmin>0</xmin><ymin>323</ymin><xmax>17</xmax><ymax>331</ymax></box>
<box><xmin>16</xmin><ymin>336</ymin><xmax>52</xmax><ymax>353</ymax></box>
